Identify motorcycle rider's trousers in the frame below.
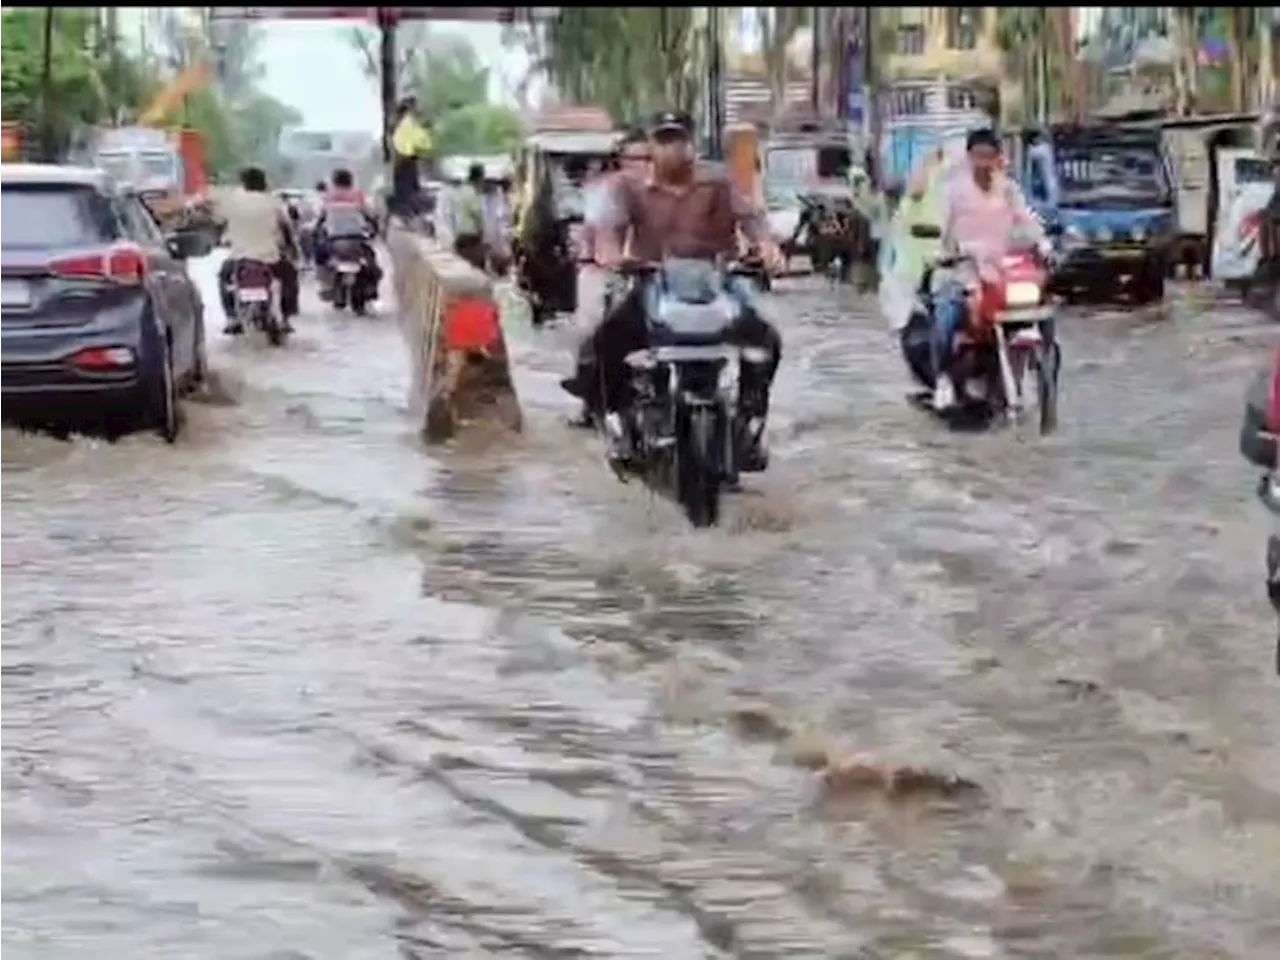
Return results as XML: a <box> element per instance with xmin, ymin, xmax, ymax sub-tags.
<box><xmin>218</xmin><ymin>257</ymin><xmax>300</xmax><ymax>320</ymax></box>
<box><xmin>569</xmin><ymin>275</ymin><xmax>782</xmax><ymax>418</ymax></box>
<box><xmin>931</xmin><ymin>278</ymin><xmax>968</xmax><ymax>381</ymax></box>
<box><xmin>453</xmin><ymin>233</ymin><xmax>487</xmax><ymax>272</ymax></box>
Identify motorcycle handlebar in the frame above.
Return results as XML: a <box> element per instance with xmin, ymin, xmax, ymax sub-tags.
<box><xmin>613</xmin><ymin>259</ymin><xmax>765</xmax><ymax>279</ymax></box>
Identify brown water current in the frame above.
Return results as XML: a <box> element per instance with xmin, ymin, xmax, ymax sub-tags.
<box><xmin>4</xmin><ymin>265</ymin><xmax>1280</xmax><ymax>958</ymax></box>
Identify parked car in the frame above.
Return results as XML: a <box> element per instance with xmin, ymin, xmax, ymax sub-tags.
<box><xmin>1</xmin><ymin>163</ymin><xmax>210</xmax><ymax>442</ymax></box>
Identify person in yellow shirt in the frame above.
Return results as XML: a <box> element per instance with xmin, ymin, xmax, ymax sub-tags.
<box><xmin>390</xmin><ymin>96</ymin><xmax>433</xmax><ymax>219</ymax></box>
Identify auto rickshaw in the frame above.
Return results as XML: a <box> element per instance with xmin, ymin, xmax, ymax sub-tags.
<box><xmin>514</xmin><ymin>126</ymin><xmax>621</xmax><ymax>327</ymax></box>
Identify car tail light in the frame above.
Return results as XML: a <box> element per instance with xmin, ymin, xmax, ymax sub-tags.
<box><xmin>1268</xmin><ymin>348</ymin><xmax>1280</xmax><ymax>434</ymax></box>
<box><xmin>443</xmin><ymin>298</ymin><xmax>500</xmax><ymax>353</ymax></box>
<box><xmin>71</xmin><ymin>346</ymin><xmax>135</xmax><ymax>370</ymax></box>
<box><xmin>49</xmin><ymin>245</ymin><xmax>147</xmax><ymax>285</ymax></box>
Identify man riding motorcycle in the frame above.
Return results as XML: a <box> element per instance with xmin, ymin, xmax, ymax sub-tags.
<box><xmin>930</xmin><ymin>127</ymin><xmax>1049</xmax><ymax>410</ymax></box>
<box><xmin>214</xmin><ymin>166</ymin><xmax>300</xmax><ymax>335</ymax></box>
<box><xmin>562</xmin><ymin>110</ymin><xmax>784</xmax><ymax>468</ymax></box>
<box><xmin>313</xmin><ymin>168</ymin><xmax>382</xmax><ymax>295</ymax></box>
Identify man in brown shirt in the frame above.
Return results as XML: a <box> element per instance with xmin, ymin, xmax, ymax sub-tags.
<box><xmin>564</xmin><ymin>110</ymin><xmax>783</xmax><ymax>470</ymax></box>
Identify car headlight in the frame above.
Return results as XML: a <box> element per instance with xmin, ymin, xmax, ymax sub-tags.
<box><xmin>1131</xmin><ymin>225</ymin><xmax>1147</xmax><ymax>242</ymax></box>
<box><xmin>1065</xmin><ymin>224</ymin><xmax>1085</xmax><ymax>242</ymax></box>
<box><xmin>1095</xmin><ymin>226</ymin><xmax>1113</xmax><ymax>243</ymax></box>
<box><xmin>1005</xmin><ymin>281</ymin><xmax>1042</xmax><ymax>307</ymax></box>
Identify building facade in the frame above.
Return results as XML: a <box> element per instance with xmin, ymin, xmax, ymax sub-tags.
<box><xmin>881</xmin><ymin>8</ymin><xmax>1003</xmax><ymax>85</ymax></box>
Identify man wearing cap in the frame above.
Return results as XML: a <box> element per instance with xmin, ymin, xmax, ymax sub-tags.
<box><xmin>564</xmin><ymin>110</ymin><xmax>783</xmax><ymax>469</ymax></box>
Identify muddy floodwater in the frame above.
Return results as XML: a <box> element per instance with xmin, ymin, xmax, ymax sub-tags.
<box><xmin>4</xmin><ymin>258</ymin><xmax>1280</xmax><ymax>958</ymax></box>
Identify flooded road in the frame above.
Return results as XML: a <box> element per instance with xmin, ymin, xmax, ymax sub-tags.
<box><xmin>5</xmin><ymin>256</ymin><xmax>1280</xmax><ymax>958</ymax></box>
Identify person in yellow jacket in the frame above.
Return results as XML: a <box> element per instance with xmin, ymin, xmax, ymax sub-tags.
<box><xmin>390</xmin><ymin>96</ymin><xmax>433</xmax><ymax>219</ymax></box>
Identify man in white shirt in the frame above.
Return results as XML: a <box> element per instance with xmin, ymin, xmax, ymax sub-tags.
<box><xmin>452</xmin><ymin>163</ymin><xmax>487</xmax><ymax>269</ymax></box>
<box><xmin>213</xmin><ymin>167</ymin><xmax>299</xmax><ymax>334</ymax></box>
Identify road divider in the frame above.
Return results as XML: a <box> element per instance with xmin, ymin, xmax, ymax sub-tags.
<box><xmin>386</xmin><ymin>224</ymin><xmax>523</xmax><ymax>443</ymax></box>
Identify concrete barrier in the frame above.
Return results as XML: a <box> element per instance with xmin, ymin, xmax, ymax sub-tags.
<box><xmin>386</xmin><ymin>224</ymin><xmax>522</xmax><ymax>443</ymax></box>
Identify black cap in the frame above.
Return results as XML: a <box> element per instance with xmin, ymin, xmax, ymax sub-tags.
<box><xmin>648</xmin><ymin>110</ymin><xmax>693</xmax><ymax>137</ymax></box>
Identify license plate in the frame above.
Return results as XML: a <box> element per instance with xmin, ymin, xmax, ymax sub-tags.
<box><xmin>1</xmin><ymin>278</ymin><xmax>32</xmax><ymax>309</ymax></box>
<box><xmin>336</xmin><ymin>263</ymin><xmax>360</xmax><ymax>274</ymax></box>
<box><xmin>237</xmin><ymin>288</ymin><xmax>269</xmax><ymax>303</ymax></box>
<box><xmin>643</xmin><ymin>345</ymin><xmax>739</xmax><ymax>364</ymax></box>
<box><xmin>1101</xmin><ymin>248</ymin><xmax>1142</xmax><ymax>260</ymax></box>
<box><xmin>995</xmin><ymin>306</ymin><xmax>1053</xmax><ymax>324</ymax></box>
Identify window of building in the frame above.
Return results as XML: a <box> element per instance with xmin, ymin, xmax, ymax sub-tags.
<box><xmin>945</xmin><ymin>85</ymin><xmax>978</xmax><ymax>111</ymax></box>
<box><xmin>945</xmin><ymin>9</ymin><xmax>981</xmax><ymax>51</ymax></box>
<box><xmin>895</xmin><ymin>23</ymin><xmax>925</xmax><ymax>56</ymax></box>
<box><xmin>889</xmin><ymin>86</ymin><xmax>927</xmax><ymax>117</ymax></box>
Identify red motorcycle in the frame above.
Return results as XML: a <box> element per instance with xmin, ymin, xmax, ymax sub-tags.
<box><xmin>903</xmin><ymin>225</ymin><xmax>1061</xmax><ymax>434</ymax></box>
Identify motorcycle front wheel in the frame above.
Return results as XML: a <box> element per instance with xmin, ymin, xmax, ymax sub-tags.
<box><xmin>676</xmin><ymin>404</ymin><xmax>722</xmax><ymax>528</ymax></box>
<box><xmin>1030</xmin><ymin>340</ymin><xmax>1061</xmax><ymax>435</ymax></box>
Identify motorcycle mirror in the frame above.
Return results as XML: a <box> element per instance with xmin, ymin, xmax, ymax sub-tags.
<box><xmin>910</xmin><ymin>223</ymin><xmax>941</xmax><ymax>240</ymax></box>
<box><xmin>1258</xmin><ymin>473</ymin><xmax>1280</xmax><ymax>514</ymax></box>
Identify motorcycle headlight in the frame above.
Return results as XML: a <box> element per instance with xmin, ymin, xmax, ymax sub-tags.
<box><xmin>1005</xmin><ymin>281</ymin><xmax>1042</xmax><ymax>307</ymax></box>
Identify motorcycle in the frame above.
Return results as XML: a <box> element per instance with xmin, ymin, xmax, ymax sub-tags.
<box><xmin>609</xmin><ymin>258</ymin><xmax>771</xmax><ymax>528</ymax></box>
<box><xmin>233</xmin><ymin>259</ymin><xmax>288</xmax><ymax>347</ymax></box>
<box><xmin>1256</xmin><ymin>471</ymin><xmax>1280</xmax><ymax>674</ymax></box>
<box><xmin>328</xmin><ymin>237</ymin><xmax>377</xmax><ymax>314</ymax></box>
<box><xmin>900</xmin><ymin>223</ymin><xmax>1061</xmax><ymax>434</ymax></box>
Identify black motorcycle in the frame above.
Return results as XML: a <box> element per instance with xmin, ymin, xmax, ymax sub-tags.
<box><xmin>328</xmin><ymin>236</ymin><xmax>377</xmax><ymax>314</ymax></box>
<box><xmin>1239</xmin><ymin>353</ymin><xmax>1280</xmax><ymax>671</ymax></box>
<box><xmin>610</xmin><ymin>259</ymin><xmax>770</xmax><ymax>528</ymax></box>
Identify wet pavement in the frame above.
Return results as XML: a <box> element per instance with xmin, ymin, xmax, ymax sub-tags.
<box><xmin>4</xmin><ymin>255</ymin><xmax>1280</xmax><ymax>958</ymax></box>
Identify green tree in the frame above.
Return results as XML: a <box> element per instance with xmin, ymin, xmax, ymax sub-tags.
<box><xmin>996</xmin><ymin>9</ymin><xmax>1054</xmax><ymax>124</ymax></box>
<box><xmin>350</xmin><ymin>28</ymin><xmax>523</xmax><ymax>157</ymax></box>
<box><xmin>2</xmin><ymin>9</ymin><xmax>110</xmax><ymax>148</ymax></box>
<box><xmin>409</xmin><ymin>33</ymin><xmax>491</xmax><ymax>123</ymax></box>
<box><xmin>757</xmin><ymin>7</ymin><xmax>810</xmax><ymax>116</ymax></box>
<box><xmin>538</xmin><ymin>9</ymin><xmax>704</xmax><ymax>122</ymax></box>
<box><xmin>431</xmin><ymin>102</ymin><xmax>523</xmax><ymax>156</ymax></box>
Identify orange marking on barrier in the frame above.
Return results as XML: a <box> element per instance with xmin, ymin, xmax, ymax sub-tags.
<box><xmin>443</xmin><ymin>298</ymin><xmax>500</xmax><ymax>353</ymax></box>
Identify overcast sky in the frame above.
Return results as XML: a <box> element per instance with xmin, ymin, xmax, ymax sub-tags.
<box><xmin>116</xmin><ymin>10</ymin><xmax>527</xmax><ymax>136</ymax></box>
<box><xmin>258</xmin><ymin>21</ymin><xmax>526</xmax><ymax>135</ymax></box>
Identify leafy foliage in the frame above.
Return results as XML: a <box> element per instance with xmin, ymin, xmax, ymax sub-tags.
<box><xmin>1</xmin><ymin>7</ymin><xmax>299</xmax><ymax>179</ymax></box>
<box><xmin>540</xmin><ymin>9</ymin><xmax>705</xmax><ymax>123</ymax></box>
<box><xmin>432</xmin><ymin>103</ymin><xmax>523</xmax><ymax>157</ymax></box>
<box><xmin>348</xmin><ymin>26</ymin><xmax>523</xmax><ymax>158</ymax></box>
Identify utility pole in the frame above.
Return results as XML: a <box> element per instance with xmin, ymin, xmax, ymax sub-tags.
<box><xmin>39</xmin><ymin>8</ymin><xmax>57</xmax><ymax>162</ymax></box>
<box><xmin>707</xmin><ymin>6</ymin><xmax>724</xmax><ymax>159</ymax></box>
<box><xmin>810</xmin><ymin>6</ymin><xmax>822</xmax><ymax>116</ymax></box>
<box><xmin>846</xmin><ymin>7</ymin><xmax>878</xmax><ymax>182</ymax></box>
<box><xmin>378</xmin><ymin>8</ymin><xmax>397</xmax><ymax>163</ymax></box>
